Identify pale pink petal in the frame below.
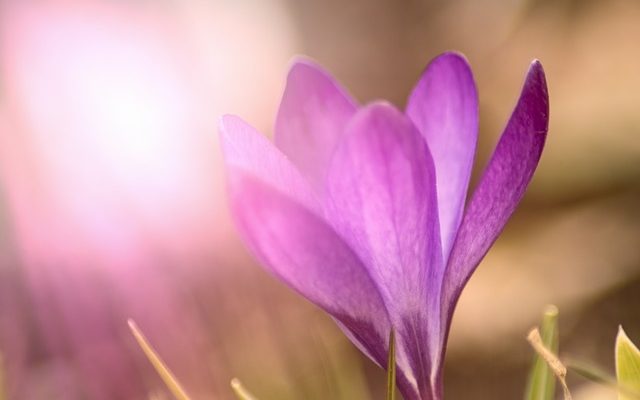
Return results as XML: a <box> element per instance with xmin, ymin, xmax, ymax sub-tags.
<box><xmin>274</xmin><ymin>59</ymin><xmax>358</xmax><ymax>194</ymax></box>
<box><xmin>226</xmin><ymin>170</ymin><xmax>392</xmax><ymax>371</ymax></box>
<box><xmin>406</xmin><ymin>52</ymin><xmax>479</xmax><ymax>260</ymax></box>
<box><xmin>220</xmin><ymin>114</ymin><xmax>322</xmax><ymax>215</ymax></box>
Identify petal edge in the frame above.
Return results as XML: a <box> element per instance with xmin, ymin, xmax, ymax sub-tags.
<box><xmin>443</xmin><ymin>60</ymin><xmax>549</xmax><ymax>324</ymax></box>
<box><xmin>406</xmin><ymin>52</ymin><xmax>479</xmax><ymax>261</ymax></box>
<box><xmin>274</xmin><ymin>58</ymin><xmax>357</xmax><ymax>195</ymax></box>
<box><xmin>226</xmin><ymin>169</ymin><xmax>392</xmax><ymax>384</ymax></box>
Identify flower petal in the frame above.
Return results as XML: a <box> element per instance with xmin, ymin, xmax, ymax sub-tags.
<box><xmin>226</xmin><ymin>170</ymin><xmax>391</xmax><ymax>371</ymax></box>
<box><xmin>220</xmin><ymin>114</ymin><xmax>321</xmax><ymax>215</ymax></box>
<box><xmin>220</xmin><ymin>114</ymin><xmax>392</xmax><ymax>378</ymax></box>
<box><xmin>325</xmin><ymin>102</ymin><xmax>442</xmax><ymax>399</ymax></box>
<box><xmin>443</xmin><ymin>60</ymin><xmax>549</xmax><ymax>320</ymax></box>
<box><xmin>406</xmin><ymin>52</ymin><xmax>479</xmax><ymax>261</ymax></box>
<box><xmin>274</xmin><ymin>58</ymin><xmax>357</xmax><ymax>194</ymax></box>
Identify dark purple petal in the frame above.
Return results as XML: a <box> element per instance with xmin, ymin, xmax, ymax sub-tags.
<box><xmin>274</xmin><ymin>58</ymin><xmax>357</xmax><ymax>194</ymax></box>
<box><xmin>406</xmin><ymin>52</ymin><xmax>479</xmax><ymax>261</ymax></box>
<box><xmin>442</xmin><ymin>60</ymin><xmax>549</xmax><ymax>328</ymax></box>
<box><xmin>325</xmin><ymin>102</ymin><xmax>442</xmax><ymax>399</ymax></box>
<box><xmin>226</xmin><ymin>170</ymin><xmax>391</xmax><ymax>373</ymax></box>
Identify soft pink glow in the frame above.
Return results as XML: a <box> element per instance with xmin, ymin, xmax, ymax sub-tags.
<box><xmin>0</xmin><ymin>1</ymin><xmax>293</xmax><ymax>266</ymax></box>
<box><xmin>0</xmin><ymin>1</ymin><xmax>294</xmax><ymax>397</ymax></box>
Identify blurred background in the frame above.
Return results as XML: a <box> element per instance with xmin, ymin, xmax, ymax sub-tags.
<box><xmin>0</xmin><ymin>0</ymin><xmax>638</xmax><ymax>399</ymax></box>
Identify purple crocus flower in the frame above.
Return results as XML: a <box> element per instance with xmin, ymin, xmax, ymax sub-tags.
<box><xmin>220</xmin><ymin>52</ymin><xmax>548</xmax><ymax>400</ymax></box>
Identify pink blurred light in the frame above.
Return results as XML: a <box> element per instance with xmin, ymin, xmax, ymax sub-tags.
<box><xmin>0</xmin><ymin>1</ymin><xmax>295</xmax><ymax>398</ymax></box>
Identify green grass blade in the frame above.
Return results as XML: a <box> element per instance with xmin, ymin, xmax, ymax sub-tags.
<box><xmin>387</xmin><ymin>329</ymin><xmax>396</xmax><ymax>400</ymax></box>
<box><xmin>525</xmin><ymin>305</ymin><xmax>559</xmax><ymax>400</ymax></box>
<box><xmin>616</xmin><ymin>326</ymin><xmax>640</xmax><ymax>400</ymax></box>
<box><xmin>0</xmin><ymin>352</ymin><xmax>5</xmax><ymax>400</ymax></box>
<box><xmin>231</xmin><ymin>378</ymin><xmax>259</xmax><ymax>400</ymax></box>
<box><xmin>567</xmin><ymin>359</ymin><xmax>640</xmax><ymax>399</ymax></box>
<box><xmin>128</xmin><ymin>319</ymin><xmax>192</xmax><ymax>400</ymax></box>
<box><xmin>527</xmin><ymin>327</ymin><xmax>572</xmax><ymax>400</ymax></box>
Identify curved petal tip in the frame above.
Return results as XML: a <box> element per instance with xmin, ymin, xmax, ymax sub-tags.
<box><xmin>527</xmin><ymin>59</ymin><xmax>547</xmax><ymax>89</ymax></box>
<box><xmin>406</xmin><ymin>49</ymin><xmax>478</xmax><ymax>262</ymax></box>
<box><xmin>522</xmin><ymin>59</ymin><xmax>549</xmax><ymax>133</ymax></box>
<box><xmin>530</xmin><ymin>58</ymin><xmax>543</xmax><ymax>71</ymax></box>
<box><xmin>434</xmin><ymin>50</ymin><xmax>471</xmax><ymax>65</ymax></box>
<box><xmin>218</xmin><ymin>114</ymin><xmax>237</xmax><ymax>136</ymax></box>
<box><xmin>285</xmin><ymin>56</ymin><xmax>333</xmax><ymax>84</ymax></box>
<box><xmin>274</xmin><ymin>55</ymin><xmax>357</xmax><ymax>194</ymax></box>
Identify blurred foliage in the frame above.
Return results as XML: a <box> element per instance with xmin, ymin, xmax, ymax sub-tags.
<box><xmin>231</xmin><ymin>379</ymin><xmax>259</xmax><ymax>400</ymax></box>
<box><xmin>0</xmin><ymin>353</ymin><xmax>5</xmax><ymax>400</ymax></box>
<box><xmin>615</xmin><ymin>328</ymin><xmax>640</xmax><ymax>400</ymax></box>
<box><xmin>525</xmin><ymin>306</ymin><xmax>559</xmax><ymax>400</ymax></box>
<box><xmin>129</xmin><ymin>320</ymin><xmax>192</xmax><ymax>400</ymax></box>
<box><xmin>387</xmin><ymin>330</ymin><xmax>396</xmax><ymax>400</ymax></box>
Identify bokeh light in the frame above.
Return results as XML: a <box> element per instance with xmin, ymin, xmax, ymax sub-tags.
<box><xmin>0</xmin><ymin>0</ymin><xmax>638</xmax><ymax>399</ymax></box>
